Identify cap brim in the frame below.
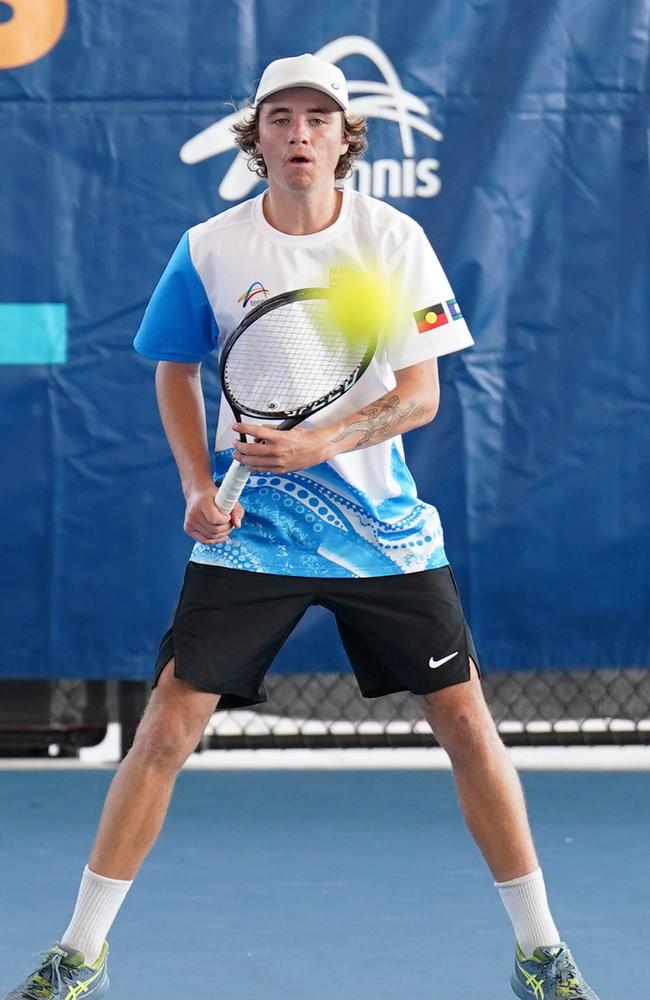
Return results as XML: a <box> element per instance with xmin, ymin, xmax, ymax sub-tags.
<box><xmin>254</xmin><ymin>82</ymin><xmax>348</xmax><ymax>111</ymax></box>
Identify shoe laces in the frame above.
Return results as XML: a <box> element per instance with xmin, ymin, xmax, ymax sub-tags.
<box><xmin>545</xmin><ymin>946</ymin><xmax>584</xmax><ymax>998</ymax></box>
<box><xmin>24</xmin><ymin>948</ymin><xmax>78</xmax><ymax>999</ymax></box>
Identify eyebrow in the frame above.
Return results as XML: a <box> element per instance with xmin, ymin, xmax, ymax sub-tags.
<box><xmin>263</xmin><ymin>105</ymin><xmax>337</xmax><ymax>115</ymax></box>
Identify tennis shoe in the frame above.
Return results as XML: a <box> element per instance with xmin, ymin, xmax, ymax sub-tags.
<box><xmin>3</xmin><ymin>941</ymin><xmax>109</xmax><ymax>1000</ymax></box>
<box><xmin>511</xmin><ymin>941</ymin><xmax>600</xmax><ymax>999</ymax></box>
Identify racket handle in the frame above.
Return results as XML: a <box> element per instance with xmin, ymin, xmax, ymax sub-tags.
<box><xmin>214</xmin><ymin>460</ymin><xmax>251</xmax><ymax>514</ymax></box>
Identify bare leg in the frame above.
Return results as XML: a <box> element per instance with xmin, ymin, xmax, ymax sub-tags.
<box><xmin>419</xmin><ymin>661</ymin><xmax>538</xmax><ymax>882</ymax></box>
<box><xmin>88</xmin><ymin>660</ymin><xmax>219</xmax><ymax>880</ymax></box>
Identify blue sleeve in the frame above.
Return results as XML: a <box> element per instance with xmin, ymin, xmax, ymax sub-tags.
<box><xmin>133</xmin><ymin>231</ymin><xmax>218</xmax><ymax>362</ymax></box>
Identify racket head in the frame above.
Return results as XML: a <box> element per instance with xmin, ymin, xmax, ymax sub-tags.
<box><xmin>219</xmin><ymin>288</ymin><xmax>377</xmax><ymax>424</ymax></box>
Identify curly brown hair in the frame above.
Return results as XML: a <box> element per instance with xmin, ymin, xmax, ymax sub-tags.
<box><xmin>231</xmin><ymin>106</ymin><xmax>368</xmax><ymax>180</ymax></box>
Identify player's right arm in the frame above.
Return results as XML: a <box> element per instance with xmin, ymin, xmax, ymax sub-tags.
<box><xmin>155</xmin><ymin>361</ymin><xmax>243</xmax><ymax>544</ymax></box>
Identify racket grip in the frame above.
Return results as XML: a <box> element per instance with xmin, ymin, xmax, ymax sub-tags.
<box><xmin>214</xmin><ymin>460</ymin><xmax>251</xmax><ymax>514</ymax></box>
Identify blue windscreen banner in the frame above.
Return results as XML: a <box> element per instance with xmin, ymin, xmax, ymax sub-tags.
<box><xmin>0</xmin><ymin>2</ymin><xmax>648</xmax><ymax>680</ymax></box>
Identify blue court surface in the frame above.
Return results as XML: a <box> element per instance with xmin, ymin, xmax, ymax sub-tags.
<box><xmin>1</xmin><ymin>769</ymin><xmax>648</xmax><ymax>999</ymax></box>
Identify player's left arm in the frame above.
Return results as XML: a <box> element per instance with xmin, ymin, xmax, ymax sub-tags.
<box><xmin>233</xmin><ymin>359</ymin><xmax>439</xmax><ymax>472</ymax></box>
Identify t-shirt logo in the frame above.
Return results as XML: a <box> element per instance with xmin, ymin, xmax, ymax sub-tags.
<box><xmin>237</xmin><ymin>281</ymin><xmax>270</xmax><ymax>307</ymax></box>
<box><xmin>413</xmin><ymin>302</ymin><xmax>448</xmax><ymax>333</ymax></box>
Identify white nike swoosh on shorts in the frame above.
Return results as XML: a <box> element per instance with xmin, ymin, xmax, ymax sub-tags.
<box><xmin>428</xmin><ymin>651</ymin><xmax>459</xmax><ymax>670</ymax></box>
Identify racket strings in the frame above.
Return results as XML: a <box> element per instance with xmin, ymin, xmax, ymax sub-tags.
<box><xmin>224</xmin><ymin>299</ymin><xmax>370</xmax><ymax>415</ymax></box>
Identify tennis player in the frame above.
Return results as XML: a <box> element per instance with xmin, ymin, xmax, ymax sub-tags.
<box><xmin>4</xmin><ymin>54</ymin><xmax>600</xmax><ymax>1000</ymax></box>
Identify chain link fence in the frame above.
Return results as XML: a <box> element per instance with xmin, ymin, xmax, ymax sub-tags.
<box><xmin>205</xmin><ymin>668</ymin><xmax>650</xmax><ymax>748</ymax></box>
<box><xmin>0</xmin><ymin>669</ymin><xmax>648</xmax><ymax>756</ymax></box>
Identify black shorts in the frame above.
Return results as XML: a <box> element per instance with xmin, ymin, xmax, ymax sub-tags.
<box><xmin>153</xmin><ymin>562</ymin><xmax>480</xmax><ymax>709</ymax></box>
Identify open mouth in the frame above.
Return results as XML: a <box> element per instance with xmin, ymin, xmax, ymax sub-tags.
<box><xmin>288</xmin><ymin>155</ymin><xmax>312</xmax><ymax>164</ymax></box>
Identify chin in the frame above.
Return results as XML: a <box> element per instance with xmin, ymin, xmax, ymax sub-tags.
<box><xmin>286</xmin><ymin>175</ymin><xmax>315</xmax><ymax>190</ymax></box>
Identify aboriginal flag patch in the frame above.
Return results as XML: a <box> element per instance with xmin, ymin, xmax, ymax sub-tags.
<box><xmin>413</xmin><ymin>302</ymin><xmax>449</xmax><ymax>333</ymax></box>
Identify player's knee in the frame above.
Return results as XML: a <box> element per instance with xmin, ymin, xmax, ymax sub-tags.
<box><xmin>132</xmin><ymin>709</ymin><xmax>202</xmax><ymax>770</ymax></box>
<box><xmin>424</xmin><ymin>696</ymin><xmax>499</xmax><ymax>758</ymax></box>
<box><xmin>433</xmin><ymin>710</ymin><xmax>486</xmax><ymax>756</ymax></box>
<box><xmin>130</xmin><ymin>658</ymin><xmax>219</xmax><ymax>768</ymax></box>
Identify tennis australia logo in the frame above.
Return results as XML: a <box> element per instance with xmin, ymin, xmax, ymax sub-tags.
<box><xmin>238</xmin><ymin>281</ymin><xmax>270</xmax><ymax>308</ymax></box>
<box><xmin>180</xmin><ymin>36</ymin><xmax>442</xmax><ymax>202</ymax></box>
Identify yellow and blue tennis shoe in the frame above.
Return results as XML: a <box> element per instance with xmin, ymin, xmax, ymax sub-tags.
<box><xmin>511</xmin><ymin>940</ymin><xmax>600</xmax><ymax>999</ymax></box>
<box><xmin>3</xmin><ymin>942</ymin><xmax>109</xmax><ymax>1000</ymax></box>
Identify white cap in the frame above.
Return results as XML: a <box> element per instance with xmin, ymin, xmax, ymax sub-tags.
<box><xmin>253</xmin><ymin>53</ymin><xmax>349</xmax><ymax>112</ymax></box>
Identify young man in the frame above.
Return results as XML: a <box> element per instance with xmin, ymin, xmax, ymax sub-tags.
<box><xmin>4</xmin><ymin>54</ymin><xmax>600</xmax><ymax>1000</ymax></box>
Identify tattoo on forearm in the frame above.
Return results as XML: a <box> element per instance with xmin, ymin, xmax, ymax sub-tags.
<box><xmin>332</xmin><ymin>393</ymin><xmax>427</xmax><ymax>447</ymax></box>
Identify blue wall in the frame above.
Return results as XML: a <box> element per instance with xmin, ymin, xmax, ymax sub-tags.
<box><xmin>1</xmin><ymin>1</ymin><xmax>648</xmax><ymax>678</ymax></box>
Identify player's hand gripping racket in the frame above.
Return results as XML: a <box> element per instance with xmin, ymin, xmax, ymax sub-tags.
<box><xmin>215</xmin><ymin>287</ymin><xmax>377</xmax><ymax>514</ymax></box>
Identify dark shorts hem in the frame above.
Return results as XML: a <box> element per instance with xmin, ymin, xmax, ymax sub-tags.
<box><xmin>152</xmin><ymin>628</ymin><xmax>269</xmax><ymax>710</ymax></box>
<box><xmin>356</xmin><ymin>644</ymin><xmax>480</xmax><ymax>700</ymax></box>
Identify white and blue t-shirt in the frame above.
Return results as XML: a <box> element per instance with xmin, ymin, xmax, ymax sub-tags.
<box><xmin>134</xmin><ymin>187</ymin><xmax>473</xmax><ymax>578</ymax></box>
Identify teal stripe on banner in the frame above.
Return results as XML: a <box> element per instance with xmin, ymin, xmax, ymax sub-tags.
<box><xmin>0</xmin><ymin>304</ymin><xmax>67</xmax><ymax>364</ymax></box>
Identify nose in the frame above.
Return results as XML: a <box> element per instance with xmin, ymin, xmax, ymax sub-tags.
<box><xmin>288</xmin><ymin>119</ymin><xmax>309</xmax><ymax>144</ymax></box>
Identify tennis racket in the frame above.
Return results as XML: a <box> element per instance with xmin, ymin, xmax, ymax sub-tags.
<box><xmin>215</xmin><ymin>287</ymin><xmax>377</xmax><ymax>514</ymax></box>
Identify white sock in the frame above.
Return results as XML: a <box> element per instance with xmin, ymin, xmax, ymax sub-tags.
<box><xmin>495</xmin><ymin>867</ymin><xmax>562</xmax><ymax>957</ymax></box>
<box><xmin>61</xmin><ymin>865</ymin><xmax>133</xmax><ymax>966</ymax></box>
